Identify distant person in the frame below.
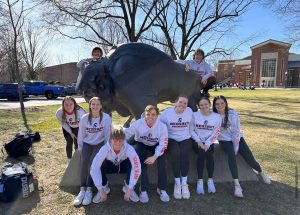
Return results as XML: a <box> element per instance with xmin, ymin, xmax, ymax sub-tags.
<box><xmin>190</xmin><ymin>97</ymin><xmax>222</xmax><ymax>194</ymax></box>
<box><xmin>124</xmin><ymin>105</ymin><xmax>169</xmax><ymax>203</ymax></box>
<box><xmin>77</xmin><ymin>47</ymin><xmax>104</xmax><ymax>70</ymax></box>
<box><xmin>73</xmin><ymin>97</ymin><xmax>112</xmax><ymax>206</ymax></box>
<box><xmin>176</xmin><ymin>49</ymin><xmax>216</xmax><ymax>97</ymax></box>
<box><xmin>55</xmin><ymin>96</ymin><xmax>85</xmax><ymax>163</ymax></box>
<box><xmin>160</xmin><ymin>95</ymin><xmax>193</xmax><ymax>200</ymax></box>
<box><xmin>90</xmin><ymin>126</ymin><xmax>141</xmax><ymax>203</ymax></box>
<box><xmin>213</xmin><ymin>95</ymin><xmax>271</xmax><ymax>198</ymax></box>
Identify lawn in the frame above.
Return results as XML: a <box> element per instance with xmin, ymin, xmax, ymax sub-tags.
<box><xmin>0</xmin><ymin>89</ymin><xmax>299</xmax><ymax>215</ymax></box>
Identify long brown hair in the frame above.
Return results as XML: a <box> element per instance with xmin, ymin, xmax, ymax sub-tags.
<box><xmin>62</xmin><ymin>96</ymin><xmax>81</xmax><ymax>123</ymax></box>
<box><xmin>88</xmin><ymin>97</ymin><xmax>103</xmax><ymax>125</ymax></box>
<box><xmin>212</xmin><ymin>95</ymin><xmax>229</xmax><ymax>128</ymax></box>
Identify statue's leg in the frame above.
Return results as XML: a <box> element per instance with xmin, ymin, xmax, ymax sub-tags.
<box><xmin>202</xmin><ymin>76</ymin><xmax>217</xmax><ymax>94</ymax></box>
<box><xmin>123</xmin><ymin>115</ymin><xmax>134</xmax><ymax>128</ymax></box>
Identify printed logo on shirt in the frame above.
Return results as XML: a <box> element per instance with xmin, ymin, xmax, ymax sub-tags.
<box><xmin>67</xmin><ymin>117</ymin><xmax>79</xmax><ymax>126</ymax></box>
<box><xmin>132</xmin><ymin>156</ymin><xmax>140</xmax><ymax>180</ymax></box>
<box><xmin>140</xmin><ymin>133</ymin><xmax>159</xmax><ymax>143</ymax></box>
<box><xmin>86</xmin><ymin>123</ymin><xmax>104</xmax><ymax>133</ymax></box>
<box><xmin>195</xmin><ymin>122</ymin><xmax>215</xmax><ymax>130</ymax></box>
<box><xmin>169</xmin><ymin>118</ymin><xmax>189</xmax><ymax>128</ymax></box>
<box><xmin>160</xmin><ymin>137</ymin><xmax>168</xmax><ymax>153</ymax></box>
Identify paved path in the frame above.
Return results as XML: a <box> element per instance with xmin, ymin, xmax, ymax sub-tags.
<box><xmin>0</xmin><ymin>96</ymin><xmax>86</xmax><ymax>109</ymax></box>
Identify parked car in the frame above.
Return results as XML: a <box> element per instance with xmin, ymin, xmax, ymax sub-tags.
<box><xmin>23</xmin><ymin>81</ymin><xmax>65</xmax><ymax>99</ymax></box>
<box><xmin>0</xmin><ymin>83</ymin><xmax>28</xmax><ymax>100</ymax></box>
<box><xmin>64</xmin><ymin>83</ymin><xmax>77</xmax><ymax>95</ymax></box>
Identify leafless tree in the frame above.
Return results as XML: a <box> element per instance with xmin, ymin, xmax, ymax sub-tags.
<box><xmin>20</xmin><ymin>22</ymin><xmax>48</xmax><ymax>80</ymax></box>
<box><xmin>263</xmin><ymin>0</ymin><xmax>300</xmax><ymax>45</ymax></box>
<box><xmin>148</xmin><ymin>0</ymin><xmax>254</xmax><ymax>59</ymax></box>
<box><xmin>38</xmin><ymin>0</ymin><xmax>171</xmax><ymax>50</ymax></box>
<box><xmin>0</xmin><ymin>0</ymin><xmax>38</xmax><ymax>131</ymax></box>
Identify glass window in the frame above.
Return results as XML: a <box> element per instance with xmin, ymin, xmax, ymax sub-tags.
<box><xmin>262</xmin><ymin>59</ymin><xmax>276</xmax><ymax>77</ymax></box>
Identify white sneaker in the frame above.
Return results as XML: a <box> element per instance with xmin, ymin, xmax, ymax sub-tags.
<box><xmin>173</xmin><ymin>184</ymin><xmax>182</xmax><ymax>199</ymax></box>
<box><xmin>234</xmin><ymin>185</ymin><xmax>244</xmax><ymax>198</ymax></box>
<box><xmin>157</xmin><ymin>189</ymin><xmax>170</xmax><ymax>202</ymax></box>
<box><xmin>92</xmin><ymin>192</ymin><xmax>101</xmax><ymax>204</ymax></box>
<box><xmin>207</xmin><ymin>179</ymin><xmax>216</xmax><ymax>193</ymax></box>
<box><xmin>139</xmin><ymin>192</ymin><xmax>149</xmax><ymax>203</ymax></box>
<box><xmin>197</xmin><ymin>180</ymin><xmax>205</xmax><ymax>194</ymax></box>
<box><xmin>122</xmin><ymin>185</ymin><xmax>139</xmax><ymax>202</ymax></box>
<box><xmin>181</xmin><ymin>184</ymin><xmax>190</xmax><ymax>199</ymax></box>
<box><xmin>73</xmin><ymin>190</ymin><xmax>85</xmax><ymax>206</ymax></box>
<box><xmin>260</xmin><ymin>172</ymin><xmax>271</xmax><ymax>184</ymax></box>
<box><xmin>82</xmin><ymin>190</ymin><xmax>93</xmax><ymax>205</ymax></box>
<box><xmin>103</xmin><ymin>184</ymin><xmax>111</xmax><ymax>194</ymax></box>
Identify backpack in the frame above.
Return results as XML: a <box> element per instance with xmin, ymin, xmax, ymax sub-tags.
<box><xmin>0</xmin><ymin>162</ymin><xmax>35</xmax><ymax>202</ymax></box>
<box><xmin>3</xmin><ymin>131</ymin><xmax>41</xmax><ymax>158</ymax></box>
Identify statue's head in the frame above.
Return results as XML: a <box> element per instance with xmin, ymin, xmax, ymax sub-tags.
<box><xmin>76</xmin><ymin>59</ymin><xmax>113</xmax><ymax>103</ymax></box>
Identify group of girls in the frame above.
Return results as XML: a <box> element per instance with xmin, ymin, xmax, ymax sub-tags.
<box><xmin>56</xmin><ymin>94</ymin><xmax>271</xmax><ymax>206</ymax></box>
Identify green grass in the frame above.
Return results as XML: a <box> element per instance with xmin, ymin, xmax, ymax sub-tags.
<box><xmin>0</xmin><ymin>89</ymin><xmax>299</xmax><ymax>215</ymax></box>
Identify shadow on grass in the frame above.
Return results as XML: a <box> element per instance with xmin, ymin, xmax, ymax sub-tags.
<box><xmin>240</xmin><ymin>113</ymin><xmax>300</xmax><ymax>128</ymax></box>
<box><xmin>63</xmin><ymin>182</ymin><xmax>300</xmax><ymax>215</ymax></box>
<box><xmin>230</xmin><ymin>97</ymin><xmax>300</xmax><ymax>105</ymax></box>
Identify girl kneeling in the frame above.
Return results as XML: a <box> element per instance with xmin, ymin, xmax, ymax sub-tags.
<box><xmin>90</xmin><ymin>126</ymin><xmax>141</xmax><ymax>203</ymax></box>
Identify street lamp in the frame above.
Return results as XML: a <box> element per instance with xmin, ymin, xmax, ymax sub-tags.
<box><xmin>285</xmin><ymin>71</ymin><xmax>288</xmax><ymax>88</ymax></box>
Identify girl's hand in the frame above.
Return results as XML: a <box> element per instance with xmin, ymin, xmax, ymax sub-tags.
<box><xmin>144</xmin><ymin>155</ymin><xmax>157</xmax><ymax>165</ymax></box>
<box><xmin>99</xmin><ymin>190</ymin><xmax>107</xmax><ymax>202</ymax></box>
<box><xmin>70</xmin><ymin>133</ymin><xmax>77</xmax><ymax>140</ymax></box>
<box><xmin>202</xmin><ymin>145</ymin><xmax>209</xmax><ymax>152</ymax></box>
<box><xmin>124</xmin><ymin>189</ymin><xmax>131</xmax><ymax>201</ymax></box>
<box><xmin>201</xmin><ymin>78</ymin><xmax>207</xmax><ymax>85</ymax></box>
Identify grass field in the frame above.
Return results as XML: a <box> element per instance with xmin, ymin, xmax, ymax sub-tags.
<box><xmin>0</xmin><ymin>89</ymin><xmax>299</xmax><ymax>215</ymax></box>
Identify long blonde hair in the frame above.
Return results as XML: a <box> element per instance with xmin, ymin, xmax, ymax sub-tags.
<box><xmin>88</xmin><ymin>97</ymin><xmax>103</xmax><ymax>125</ymax></box>
<box><xmin>62</xmin><ymin>96</ymin><xmax>81</xmax><ymax>123</ymax></box>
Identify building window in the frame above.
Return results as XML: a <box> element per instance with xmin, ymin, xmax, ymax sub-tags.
<box><xmin>262</xmin><ymin>59</ymin><xmax>276</xmax><ymax>77</ymax></box>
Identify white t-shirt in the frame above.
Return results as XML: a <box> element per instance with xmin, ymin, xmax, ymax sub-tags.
<box><xmin>124</xmin><ymin>118</ymin><xmax>168</xmax><ymax>157</ymax></box>
<box><xmin>90</xmin><ymin>141</ymin><xmax>141</xmax><ymax>190</ymax></box>
<box><xmin>55</xmin><ymin>107</ymin><xmax>86</xmax><ymax>134</ymax></box>
<box><xmin>77</xmin><ymin>112</ymin><xmax>112</xmax><ymax>150</ymax></box>
<box><xmin>160</xmin><ymin>107</ymin><xmax>193</xmax><ymax>142</ymax></box>
<box><xmin>176</xmin><ymin>59</ymin><xmax>213</xmax><ymax>79</ymax></box>
<box><xmin>190</xmin><ymin>110</ymin><xmax>222</xmax><ymax>147</ymax></box>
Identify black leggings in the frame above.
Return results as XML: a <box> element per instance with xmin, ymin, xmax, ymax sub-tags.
<box><xmin>219</xmin><ymin>137</ymin><xmax>262</xmax><ymax>179</ymax></box>
<box><xmin>62</xmin><ymin>127</ymin><xmax>78</xmax><ymax>159</ymax></box>
<box><xmin>168</xmin><ymin>138</ymin><xmax>192</xmax><ymax>178</ymax></box>
<box><xmin>193</xmin><ymin>142</ymin><xmax>214</xmax><ymax>179</ymax></box>
<box><xmin>135</xmin><ymin>142</ymin><xmax>167</xmax><ymax>192</ymax></box>
<box><xmin>101</xmin><ymin>159</ymin><xmax>131</xmax><ymax>186</ymax></box>
<box><xmin>80</xmin><ymin>142</ymin><xmax>103</xmax><ymax>187</ymax></box>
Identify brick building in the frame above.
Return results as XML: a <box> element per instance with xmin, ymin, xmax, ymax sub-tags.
<box><xmin>217</xmin><ymin>39</ymin><xmax>300</xmax><ymax>88</ymax></box>
<box><xmin>39</xmin><ymin>62</ymin><xmax>79</xmax><ymax>85</ymax></box>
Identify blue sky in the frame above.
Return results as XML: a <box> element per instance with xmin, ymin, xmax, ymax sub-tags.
<box><xmin>46</xmin><ymin>2</ymin><xmax>299</xmax><ymax>66</ymax></box>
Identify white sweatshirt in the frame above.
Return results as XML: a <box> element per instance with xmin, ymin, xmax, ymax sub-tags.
<box><xmin>160</xmin><ymin>107</ymin><xmax>193</xmax><ymax>142</ymax></box>
<box><xmin>124</xmin><ymin>118</ymin><xmax>168</xmax><ymax>157</ymax></box>
<box><xmin>90</xmin><ymin>141</ymin><xmax>141</xmax><ymax>190</ymax></box>
<box><xmin>190</xmin><ymin>111</ymin><xmax>222</xmax><ymax>147</ymax></box>
<box><xmin>176</xmin><ymin>59</ymin><xmax>213</xmax><ymax>79</ymax></box>
<box><xmin>55</xmin><ymin>107</ymin><xmax>86</xmax><ymax>134</ymax></box>
<box><xmin>76</xmin><ymin>57</ymin><xmax>104</xmax><ymax>69</ymax></box>
<box><xmin>218</xmin><ymin>109</ymin><xmax>244</xmax><ymax>154</ymax></box>
<box><xmin>77</xmin><ymin>112</ymin><xmax>112</xmax><ymax>151</ymax></box>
